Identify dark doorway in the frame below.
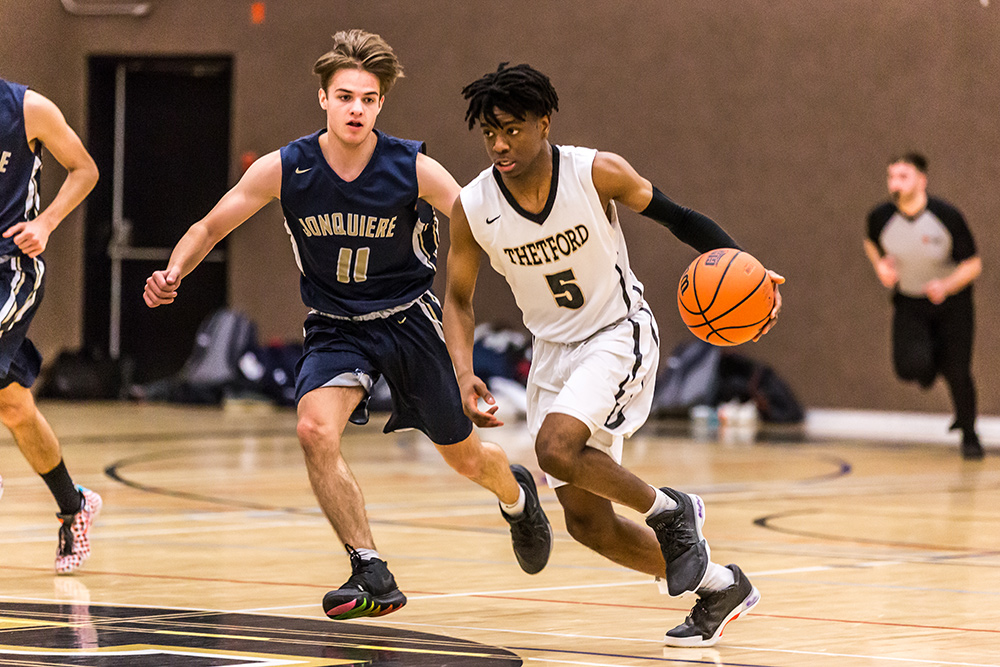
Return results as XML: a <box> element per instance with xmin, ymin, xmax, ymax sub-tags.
<box><xmin>85</xmin><ymin>56</ymin><xmax>232</xmax><ymax>384</ymax></box>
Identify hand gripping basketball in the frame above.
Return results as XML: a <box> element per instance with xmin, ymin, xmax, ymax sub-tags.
<box><xmin>677</xmin><ymin>249</ymin><xmax>779</xmax><ymax>346</ymax></box>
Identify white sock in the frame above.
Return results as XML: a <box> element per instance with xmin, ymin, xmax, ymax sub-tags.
<box><xmin>698</xmin><ymin>562</ymin><xmax>736</xmax><ymax>592</ymax></box>
<box><xmin>643</xmin><ymin>486</ymin><xmax>678</xmax><ymax>518</ymax></box>
<box><xmin>500</xmin><ymin>485</ymin><xmax>526</xmax><ymax>516</ymax></box>
<box><xmin>353</xmin><ymin>548</ymin><xmax>380</xmax><ymax>561</ymax></box>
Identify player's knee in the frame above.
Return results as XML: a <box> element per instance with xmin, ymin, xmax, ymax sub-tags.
<box><xmin>0</xmin><ymin>385</ymin><xmax>36</xmax><ymax>430</ymax></box>
<box><xmin>535</xmin><ymin>438</ymin><xmax>575</xmax><ymax>484</ymax></box>
<box><xmin>295</xmin><ymin>416</ymin><xmax>340</xmax><ymax>456</ymax></box>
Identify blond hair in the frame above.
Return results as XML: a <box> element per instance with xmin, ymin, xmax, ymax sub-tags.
<box><xmin>313</xmin><ymin>29</ymin><xmax>404</xmax><ymax>96</ymax></box>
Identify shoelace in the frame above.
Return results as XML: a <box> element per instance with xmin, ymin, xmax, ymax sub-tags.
<box><xmin>656</xmin><ymin>507</ymin><xmax>697</xmax><ymax>560</ymax></box>
<box><xmin>56</xmin><ymin>513</ymin><xmax>76</xmax><ymax>557</ymax></box>
<box><xmin>508</xmin><ymin>499</ymin><xmax>542</xmax><ymax>540</ymax></box>
<box><xmin>666</xmin><ymin>509</ymin><xmax>696</xmax><ymax>542</ymax></box>
<box><xmin>686</xmin><ymin>595</ymin><xmax>712</xmax><ymax>626</ymax></box>
<box><xmin>345</xmin><ymin>544</ymin><xmax>363</xmax><ymax>569</ymax></box>
<box><xmin>343</xmin><ymin>544</ymin><xmax>380</xmax><ymax>589</ymax></box>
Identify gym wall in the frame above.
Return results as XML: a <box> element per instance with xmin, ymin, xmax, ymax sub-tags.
<box><xmin>3</xmin><ymin>0</ymin><xmax>997</xmax><ymax>413</ymax></box>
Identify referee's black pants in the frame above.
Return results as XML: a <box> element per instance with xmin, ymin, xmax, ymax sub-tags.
<box><xmin>891</xmin><ymin>288</ymin><xmax>977</xmax><ymax>435</ymax></box>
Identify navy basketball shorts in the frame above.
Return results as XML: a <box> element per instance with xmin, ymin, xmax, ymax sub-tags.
<box><xmin>295</xmin><ymin>292</ymin><xmax>474</xmax><ymax>446</ymax></box>
<box><xmin>0</xmin><ymin>255</ymin><xmax>45</xmax><ymax>390</ymax></box>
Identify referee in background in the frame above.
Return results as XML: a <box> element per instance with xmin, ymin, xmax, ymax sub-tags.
<box><xmin>864</xmin><ymin>153</ymin><xmax>984</xmax><ymax>460</ymax></box>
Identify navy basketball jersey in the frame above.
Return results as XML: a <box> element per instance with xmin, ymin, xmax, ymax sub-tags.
<box><xmin>0</xmin><ymin>79</ymin><xmax>43</xmax><ymax>257</ymax></box>
<box><xmin>280</xmin><ymin>129</ymin><xmax>439</xmax><ymax>318</ymax></box>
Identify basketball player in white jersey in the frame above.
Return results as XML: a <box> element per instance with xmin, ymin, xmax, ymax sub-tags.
<box><xmin>444</xmin><ymin>63</ymin><xmax>783</xmax><ymax>647</ymax></box>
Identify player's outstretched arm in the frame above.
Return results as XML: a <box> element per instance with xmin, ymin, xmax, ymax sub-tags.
<box><xmin>593</xmin><ymin>151</ymin><xmax>783</xmax><ymax>339</ymax></box>
<box><xmin>442</xmin><ymin>197</ymin><xmax>503</xmax><ymax>428</ymax></box>
<box><xmin>144</xmin><ymin>150</ymin><xmax>280</xmax><ymax>308</ymax></box>
<box><xmin>2</xmin><ymin>90</ymin><xmax>99</xmax><ymax>258</ymax></box>
<box><xmin>416</xmin><ymin>152</ymin><xmax>461</xmax><ymax>215</ymax></box>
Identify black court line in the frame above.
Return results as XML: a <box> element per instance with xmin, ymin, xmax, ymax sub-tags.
<box><xmin>103</xmin><ymin>446</ymin><xmax>314</xmax><ymax>515</ymax></box>
<box><xmin>103</xmin><ymin>445</ymin><xmax>526</xmax><ymax>538</ymax></box>
<box><xmin>754</xmin><ymin>508</ymin><xmax>1000</xmax><ymax>556</ymax></box>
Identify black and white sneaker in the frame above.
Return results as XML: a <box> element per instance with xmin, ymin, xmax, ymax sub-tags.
<box><xmin>502</xmin><ymin>464</ymin><xmax>553</xmax><ymax>574</ymax></box>
<box><xmin>322</xmin><ymin>546</ymin><xmax>407</xmax><ymax>620</ymax></box>
<box><xmin>645</xmin><ymin>487</ymin><xmax>709</xmax><ymax>596</ymax></box>
<box><xmin>665</xmin><ymin>564</ymin><xmax>760</xmax><ymax>647</ymax></box>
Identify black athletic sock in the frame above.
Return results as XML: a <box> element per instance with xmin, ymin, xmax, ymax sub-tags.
<box><xmin>40</xmin><ymin>460</ymin><xmax>82</xmax><ymax>515</ymax></box>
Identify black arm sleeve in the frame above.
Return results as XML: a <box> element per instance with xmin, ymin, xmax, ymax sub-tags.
<box><xmin>640</xmin><ymin>187</ymin><xmax>742</xmax><ymax>253</ymax></box>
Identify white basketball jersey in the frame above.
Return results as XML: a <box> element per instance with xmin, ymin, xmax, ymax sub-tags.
<box><xmin>460</xmin><ymin>145</ymin><xmax>644</xmax><ymax>344</ymax></box>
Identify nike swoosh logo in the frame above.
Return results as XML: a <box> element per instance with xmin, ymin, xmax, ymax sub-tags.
<box><xmin>295</xmin><ymin>167</ymin><xmax>312</xmax><ymax>174</ymax></box>
<box><xmin>396</xmin><ymin>317</ymin><xmax>406</xmax><ymax>324</ymax></box>
<box><xmin>486</xmin><ymin>215</ymin><xmax>500</xmax><ymax>225</ymax></box>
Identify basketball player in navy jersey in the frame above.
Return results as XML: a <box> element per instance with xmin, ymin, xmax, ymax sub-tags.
<box><xmin>444</xmin><ymin>63</ymin><xmax>782</xmax><ymax>647</ymax></box>
<box><xmin>0</xmin><ymin>78</ymin><xmax>102</xmax><ymax>573</ymax></box>
<box><xmin>143</xmin><ymin>31</ymin><xmax>551</xmax><ymax>620</ymax></box>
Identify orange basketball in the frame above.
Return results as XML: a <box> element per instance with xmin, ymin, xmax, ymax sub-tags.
<box><xmin>677</xmin><ymin>248</ymin><xmax>774</xmax><ymax>346</ymax></box>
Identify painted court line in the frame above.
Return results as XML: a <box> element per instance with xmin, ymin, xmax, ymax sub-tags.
<box><xmin>0</xmin><ymin>595</ymin><xmax>991</xmax><ymax>667</ymax></box>
<box><xmin>351</xmin><ymin>618</ymin><xmax>665</xmax><ymax>646</ymax></box>
<box><xmin>517</xmin><ymin>646</ymin><xmax>770</xmax><ymax>667</ymax></box>
<box><xmin>406</xmin><ymin>561</ymin><xmax>901</xmax><ymax>601</ymax></box>
<box><xmin>525</xmin><ymin>661</ymin><xmax>631</xmax><ymax>666</ymax></box>
<box><xmin>235</xmin><ymin>603</ymin><xmax>319</xmax><ymax>613</ymax></box>
<box><xmin>0</xmin><ymin>518</ymin><xmax>323</xmax><ymax>544</ymax></box>
<box><xmin>523</xmin><ymin>660</ymin><xmax>681</xmax><ymax>667</ymax></box>
<box><xmin>725</xmin><ymin>645</ymin><xmax>999</xmax><ymax>667</ymax></box>
<box><xmin>379</xmin><ymin>619</ymin><xmax>999</xmax><ymax>667</ymax></box>
<box><xmin>33</xmin><ymin>593</ymin><xmax>980</xmax><ymax>667</ymax></box>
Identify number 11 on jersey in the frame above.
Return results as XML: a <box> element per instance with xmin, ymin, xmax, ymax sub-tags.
<box><xmin>337</xmin><ymin>247</ymin><xmax>370</xmax><ymax>283</ymax></box>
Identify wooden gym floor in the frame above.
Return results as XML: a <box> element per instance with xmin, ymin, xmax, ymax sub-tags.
<box><xmin>0</xmin><ymin>401</ymin><xmax>998</xmax><ymax>666</ymax></box>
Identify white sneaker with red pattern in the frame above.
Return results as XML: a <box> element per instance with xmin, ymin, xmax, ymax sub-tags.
<box><xmin>55</xmin><ymin>486</ymin><xmax>102</xmax><ymax>575</ymax></box>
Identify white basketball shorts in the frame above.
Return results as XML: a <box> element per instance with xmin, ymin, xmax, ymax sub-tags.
<box><xmin>527</xmin><ymin>305</ymin><xmax>660</xmax><ymax>488</ymax></box>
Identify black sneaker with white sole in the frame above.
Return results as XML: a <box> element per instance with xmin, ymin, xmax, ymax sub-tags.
<box><xmin>502</xmin><ymin>464</ymin><xmax>553</xmax><ymax>574</ymax></box>
<box><xmin>645</xmin><ymin>487</ymin><xmax>709</xmax><ymax>596</ymax></box>
<box><xmin>665</xmin><ymin>564</ymin><xmax>760</xmax><ymax>647</ymax></box>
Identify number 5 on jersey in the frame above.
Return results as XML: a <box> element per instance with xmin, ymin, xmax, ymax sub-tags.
<box><xmin>545</xmin><ymin>269</ymin><xmax>584</xmax><ymax>309</ymax></box>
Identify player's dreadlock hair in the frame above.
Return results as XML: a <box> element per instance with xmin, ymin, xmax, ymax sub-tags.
<box><xmin>462</xmin><ymin>63</ymin><xmax>559</xmax><ymax>130</ymax></box>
